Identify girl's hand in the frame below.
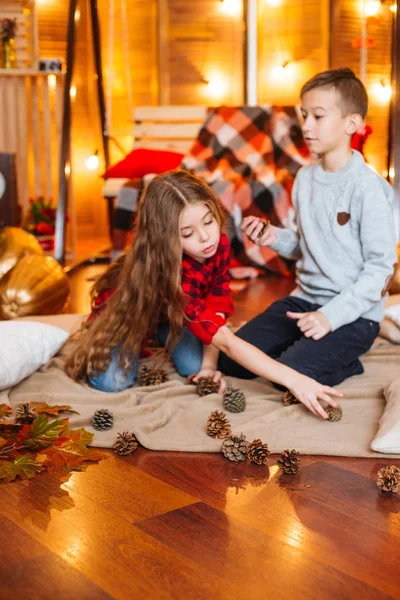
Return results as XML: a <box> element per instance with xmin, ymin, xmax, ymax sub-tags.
<box><xmin>287</xmin><ymin>374</ymin><xmax>343</xmax><ymax>419</ymax></box>
<box><xmin>241</xmin><ymin>216</ymin><xmax>278</xmax><ymax>246</ymax></box>
<box><xmin>189</xmin><ymin>368</ymin><xmax>226</xmax><ymax>393</ymax></box>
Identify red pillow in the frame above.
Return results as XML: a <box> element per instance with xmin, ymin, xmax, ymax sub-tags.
<box><xmin>104</xmin><ymin>148</ymin><xmax>184</xmax><ymax>179</ymax></box>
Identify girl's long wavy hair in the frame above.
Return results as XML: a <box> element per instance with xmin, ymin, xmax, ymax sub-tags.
<box><xmin>64</xmin><ymin>169</ymin><xmax>225</xmax><ymax>381</ymax></box>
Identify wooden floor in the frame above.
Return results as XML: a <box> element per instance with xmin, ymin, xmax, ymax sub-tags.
<box><xmin>2</xmin><ymin>269</ymin><xmax>400</xmax><ymax>600</ymax></box>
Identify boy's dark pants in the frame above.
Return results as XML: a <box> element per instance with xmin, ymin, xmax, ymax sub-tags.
<box><xmin>218</xmin><ymin>296</ymin><xmax>380</xmax><ymax>386</ymax></box>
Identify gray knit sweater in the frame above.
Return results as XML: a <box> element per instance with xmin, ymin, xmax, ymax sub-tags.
<box><xmin>270</xmin><ymin>150</ymin><xmax>397</xmax><ymax>331</ymax></box>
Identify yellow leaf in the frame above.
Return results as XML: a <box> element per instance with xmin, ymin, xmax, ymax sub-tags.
<box><xmin>29</xmin><ymin>402</ymin><xmax>79</xmax><ymax>416</ymax></box>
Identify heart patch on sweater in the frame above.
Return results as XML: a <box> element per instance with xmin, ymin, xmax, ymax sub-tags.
<box><xmin>337</xmin><ymin>212</ymin><xmax>351</xmax><ymax>226</ymax></box>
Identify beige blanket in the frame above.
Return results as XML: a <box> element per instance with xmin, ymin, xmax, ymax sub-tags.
<box><xmin>1</xmin><ymin>318</ymin><xmax>400</xmax><ymax>457</ymax></box>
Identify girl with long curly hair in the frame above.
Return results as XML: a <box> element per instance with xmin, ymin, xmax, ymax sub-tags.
<box><xmin>64</xmin><ymin>170</ymin><xmax>342</xmax><ymax>418</ymax></box>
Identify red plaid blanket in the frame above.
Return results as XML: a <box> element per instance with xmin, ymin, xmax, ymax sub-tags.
<box><xmin>181</xmin><ymin>105</ymin><xmax>309</xmax><ymax>275</ymax></box>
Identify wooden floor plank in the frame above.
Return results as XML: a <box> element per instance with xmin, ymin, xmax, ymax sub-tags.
<box><xmin>0</xmin><ymin>469</ymin><xmax>236</xmax><ymax>600</ymax></box>
<box><xmin>136</xmin><ymin>501</ymin><xmax>395</xmax><ymax>600</ymax></box>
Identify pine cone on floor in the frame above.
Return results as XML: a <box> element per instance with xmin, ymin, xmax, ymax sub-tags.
<box><xmin>15</xmin><ymin>403</ymin><xmax>38</xmax><ymax>425</ymax></box>
<box><xmin>91</xmin><ymin>408</ymin><xmax>114</xmax><ymax>431</ymax></box>
<box><xmin>137</xmin><ymin>365</ymin><xmax>169</xmax><ymax>387</ymax></box>
<box><xmin>376</xmin><ymin>465</ymin><xmax>400</xmax><ymax>493</ymax></box>
<box><xmin>206</xmin><ymin>410</ymin><xmax>231</xmax><ymax>439</ymax></box>
<box><xmin>196</xmin><ymin>376</ymin><xmax>220</xmax><ymax>397</ymax></box>
<box><xmin>246</xmin><ymin>438</ymin><xmax>270</xmax><ymax>465</ymax></box>
<box><xmin>277</xmin><ymin>449</ymin><xmax>301</xmax><ymax>475</ymax></box>
<box><xmin>223</xmin><ymin>386</ymin><xmax>246</xmax><ymax>413</ymax></box>
<box><xmin>326</xmin><ymin>405</ymin><xmax>343</xmax><ymax>422</ymax></box>
<box><xmin>113</xmin><ymin>431</ymin><xmax>139</xmax><ymax>456</ymax></box>
<box><xmin>221</xmin><ymin>433</ymin><xmax>249</xmax><ymax>461</ymax></box>
<box><xmin>283</xmin><ymin>391</ymin><xmax>300</xmax><ymax>407</ymax></box>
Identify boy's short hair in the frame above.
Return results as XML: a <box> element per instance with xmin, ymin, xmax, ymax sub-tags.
<box><xmin>300</xmin><ymin>68</ymin><xmax>368</xmax><ymax>119</ymax></box>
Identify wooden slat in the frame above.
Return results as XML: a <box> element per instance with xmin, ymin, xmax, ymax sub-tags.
<box><xmin>30</xmin><ymin>76</ymin><xmax>42</xmax><ymax>197</ymax></box>
<box><xmin>134</xmin><ymin>122</ymin><xmax>202</xmax><ymax>140</ymax></box>
<box><xmin>134</xmin><ymin>105</ymin><xmax>207</xmax><ymax>122</ymax></box>
<box><xmin>41</xmin><ymin>76</ymin><xmax>53</xmax><ymax>199</ymax></box>
<box><xmin>16</xmin><ymin>76</ymin><xmax>29</xmax><ymax>211</ymax></box>
<box><xmin>133</xmin><ymin>139</ymin><xmax>194</xmax><ymax>152</ymax></box>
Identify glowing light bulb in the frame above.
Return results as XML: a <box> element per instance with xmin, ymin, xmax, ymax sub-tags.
<box><xmin>389</xmin><ymin>167</ymin><xmax>395</xmax><ymax>178</ymax></box>
<box><xmin>218</xmin><ymin>0</ymin><xmax>242</xmax><ymax>16</ymax></box>
<box><xmin>64</xmin><ymin>163</ymin><xmax>71</xmax><ymax>176</ymax></box>
<box><xmin>271</xmin><ymin>60</ymin><xmax>292</xmax><ymax>80</ymax></box>
<box><xmin>74</xmin><ymin>7</ymin><xmax>81</xmax><ymax>21</ymax></box>
<box><xmin>266</xmin><ymin>0</ymin><xmax>282</xmax><ymax>6</ymax></box>
<box><xmin>371</xmin><ymin>81</ymin><xmax>392</xmax><ymax>104</ymax></box>
<box><xmin>390</xmin><ymin>3</ymin><xmax>397</xmax><ymax>12</ymax></box>
<box><xmin>85</xmin><ymin>152</ymin><xmax>100</xmax><ymax>171</ymax></box>
<box><xmin>364</xmin><ymin>0</ymin><xmax>381</xmax><ymax>17</ymax></box>
<box><xmin>69</xmin><ymin>85</ymin><xmax>77</xmax><ymax>99</ymax></box>
<box><xmin>206</xmin><ymin>76</ymin><xmax>226</xmax><ymax>98</ymax></box>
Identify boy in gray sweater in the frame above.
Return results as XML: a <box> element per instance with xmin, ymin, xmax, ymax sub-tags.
<box><xmin>219</xmin><ymin>68</ymin><xmax>397</xmax><ymax>414</ymax></box>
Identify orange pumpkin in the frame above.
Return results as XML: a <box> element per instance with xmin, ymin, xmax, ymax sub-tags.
<box><xmin>0</xmin><ymin>255</ymin><xmax>70</xmax><ymax>319</ymax></box>
<box><xmin>0</xmin><ymin>227</ymin><xmax>43</xmax><ymax>281</ymax></box>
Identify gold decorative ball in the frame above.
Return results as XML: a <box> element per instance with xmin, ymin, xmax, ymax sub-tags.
<box><xmin>0</xmin><ymin>227</ymin><xmax>43</xmax><ymax>281</ymax></box>
<box><xmin>0</xmin><ymin>254</ymin><xmax>70</xmax><ymax>319</ymax></box>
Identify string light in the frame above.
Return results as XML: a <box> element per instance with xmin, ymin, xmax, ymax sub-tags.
<box><xmin>69</xmin><ymin>84</ymin><xmax>77</xmax><ymax>99</ymax></box>
<box><xmin>74</xmin><ymin>7</ymin><xmax>81</xmax><ymax>21</ymax></box>
<box><xmin>218</xmin><ymin>0</ymin><xmax>242</xmax><ymax>16</ymax></box>
<box><xmin>363</xmin><ymin>0</ymin><xmax>381</xmax><ymax>16</ymax></box>
<box><xmin>371</xmin><ymin>80</ymin><xmax>392</xmax><ymax>103</ymax></box>
<box><xmin>203</xmin><ymin>72</ymin><xmax>227</xmax><ymax>99</ymax></box>
<box><xmin>64</xmin><ymin>163</ymin><xmax>71</xmax><ymax>176</ymax></box>
<box><xmin>85</xmin><ymin>150</ymin><xmax>100</xmax><ymax>171</ymax></box>
<box><xmin>271</xmin><ymin>60</ymin><xmax>292</xmax><ymax>79</ymax></box>
<box><xmin>390</xmin><ymin>3</ymin><xmax>397</xmax><ymax>12</ymax></box>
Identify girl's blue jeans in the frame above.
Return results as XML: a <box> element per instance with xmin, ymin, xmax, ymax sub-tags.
<box><xmin>88</xmin><ymin>324</ymin><xmax>203</xmax><ymax>392</ymax></box>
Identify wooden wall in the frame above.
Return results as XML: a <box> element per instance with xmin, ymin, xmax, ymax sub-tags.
<box><xmin>330</xmin><ymin>0</ymin><xmax>393</xmax><ymax>176</ymax></box>
<box><xmin>33</xmin><ymin>0</ymin><xmax>392</xmax><ymax>247</ymax></box>
<box><xmin>258</xmin><ymin>0</ymin><xmax>330</xmax><ymax>105</ymax></box>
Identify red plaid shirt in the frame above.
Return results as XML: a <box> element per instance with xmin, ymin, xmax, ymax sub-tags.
<box><xmin>89</xmin><ymin>233</ymin><xmax>234</xmax><ymax>346</ymax></box>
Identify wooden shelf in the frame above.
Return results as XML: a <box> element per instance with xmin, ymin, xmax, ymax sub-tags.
<box><xmin>0</xmin><ymin>69</ymin><xmax>64</xmax><ymax>77</ymax></box>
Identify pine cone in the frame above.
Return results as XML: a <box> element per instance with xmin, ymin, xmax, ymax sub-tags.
<box><xmin>137</xmin><ymin>365</ymin><xmax>168</xmax><ymax>386</ymax></box>
<box><xmin>15</xmin><ymin>403</ymin><xmax>38</xmax><ymax>425</ymax></box>
<box><xmin>91</xmin><ymin>408</ymin><xmax>114</xmax><ymax>431</ymax></box>
<box><xmin>246</xmin><ymin>438</ymin><xmax>270</xmax><ymax>465</ymax></box>
<box><xmin>223</xmin><ymin>386</ymin><xmax>246</xmax><ymax>413</ymax></box>
<box><xmin>113</xmin><ymin>431</ymin><xmax>139</xmax><ymax>456</ymax></box>
<box><xmin>196</xmin><ymin>376</ymin><xmax>220</xmax><ymax>397</ymax></box>
<box><xmin>326</xmin><ymin>405</ymin><xmax>343</xmax><ymax>422</ymax></box>
<box><xmin>277</xmin><ymin>449</ymin><xmax>301</xmax><ymax>475</ymax></box>
<box><xmin>377</xmin><ymin>465</ymin><xmax>400</xmax><ymax>493</ymax></box>
<box><xmin>283</xmin><ymin>391</ymin><xmax>300</xmax><ymax>407</ymax></box>
<box><xmin>221</xmin><ymin>433</ymin><xmax>249</xmax><ymax>461</ymax></box>
<box><xmin>257</xmin><ymin>218</ymin><xmax>270</xmax><ymax>238</ymax></box>
<box><xmin>206</xmin><ymin>410</ymin><xmax>231</xmax><ymax>439</ymax></box>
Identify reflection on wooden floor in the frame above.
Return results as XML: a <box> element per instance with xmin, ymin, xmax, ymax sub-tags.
<box><xmin>2</xmin><ymin>270</ymin><xmax>400</xmax><ymax>600</ymax></box>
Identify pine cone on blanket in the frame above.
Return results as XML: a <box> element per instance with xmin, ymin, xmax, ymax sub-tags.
<box><xmin>112</xmin><ymin>431</ymin><xmax>139</xmax><ymax>456</ymax></box>
<box><xmin>376</xmin><ymin>465</ymin><xmax>400</xmax><ymax>493</ymax></box>
<box><xmin>326</xmin><ymin>405</ymin><xmax>343</xmax><ymax>422</ymax></box>
<box><xmin>223</xmin><ymin>386</ymin><xmax>246</xmax><ymax>413</ymax></box>
<box><xmin>277</xmin><ymin>449</ymin><xmax>301</xmax><ymax>475</ymax></box>
<box><xmin>15</xmin><ymin>403</ymin><xmax>38</xmax><ymax>424</ymax></box>
<box><xmin>206</xmin><ymin>410</ymin><xmax>231</xmax><ymax>439</ymax></box>
<box><xmin>221</xmin><ymin>433</ymin><xmax>249</xmax><ymax>462</ymax></box>
<box><xmin>91</xmin><ymin>408</ymin><xmax>114</xmax><ymax>431</ymax></box>
<box><xmin>196</xmin><ymin>376</ymin><xmax>220</xmax><ymax>397</ymax></box>
<box><xmin>246</xmin><ymin>439</ymin><xmax>270</xmax><ymax>465</ymax></box>
<box><xmin>283</xmin><ymin>391</ymin><xmax>300</xmax><ymax>407</ymax></box>
<box><xmin>137</xmin><ymin>365</ymin><xmax>168</xmax><ymax>386</ymax></box>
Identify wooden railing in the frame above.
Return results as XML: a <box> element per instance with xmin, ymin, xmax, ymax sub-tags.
<box><xmin>0</xmin><ymin>70</ymin><xmax>64</xmax><ymax>213</ymax></box>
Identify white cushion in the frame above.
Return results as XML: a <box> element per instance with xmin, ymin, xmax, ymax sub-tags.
<box><xmin>370</xmin><ymin>380</ymin><xmax>400</xmax><ymax>454</ymax></box>
<box><xmin>0</xmin><ymin>321</ymin><xmax>69</xmax><ymax>390</ymax></box>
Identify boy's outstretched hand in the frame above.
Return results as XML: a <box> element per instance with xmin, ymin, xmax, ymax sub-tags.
<box><xmin>241</xmin><ymin>216</ymin><xmax>277</xmax><ymax>246</ymax></box>
<box><xmin>287</xmin><ymin>310</ymin><xmax>331</xmax><ymax>340</ymax></box>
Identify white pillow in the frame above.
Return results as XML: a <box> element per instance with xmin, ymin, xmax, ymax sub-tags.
<box><xmin>370</xmin><ymin>380</ymin><xmax>400</xmax><ymax>454</ymax></box>
<box><xmin>0</xmin><ymin>321</ymin><xmax>69</xmax><ymax>390</ymax></box>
